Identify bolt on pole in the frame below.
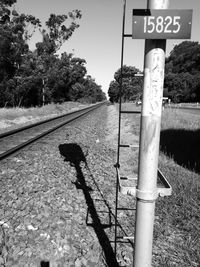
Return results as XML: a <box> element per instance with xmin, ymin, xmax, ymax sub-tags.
<box><xmin>133</xmin><ymin>0</ymin><xmax>169</xmax><ymax>266</ymax></box>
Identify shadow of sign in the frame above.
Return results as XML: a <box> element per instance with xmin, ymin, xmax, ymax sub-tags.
<box><xmin>160</xmin><ymin>129</ymin><xmax>200</xmax><ymax>174</ymax></box>
<box><xmin>58</xmin><ymin>143</ymin><xmax>119</xmax><ymax>267</ymax></box>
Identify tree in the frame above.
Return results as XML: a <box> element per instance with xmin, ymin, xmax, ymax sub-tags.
<box><xmin>69</xmin><ymin>82</ymin><xmax>85</xmax><ymax>101</ymax></box>
<box><xmin>166</xmin><ymin>41</ymin><xmax>200</xmax><ymax>74</ymax></box>
<box><xmin>0</xmin><ymin>1</ymin><xmax>41</xmax><ymax>80</ymax></box>
<box><xmin>33</xmin><ymin>11</ymin><xmax>82</xmax><ymax>104</ymax></box>
<box><xmin>108</xmin><ymin>65</ymin><xmax>143</xmax><ymax>102</ymax></box>
<box><xmin>0</xmin><ymin>3</ymin><xmax>105</xmax><ymax>107</ymax></box>
<box><xmin>81</xmin><ymin>75</ymin><xmax>106</xmax><ymax>103</ymax></box>
<box><xmin>108</xmin><ymin>80</ymin><xmax>119</xmax><ymax>103</ymax></box>
<box><xmin>36</xmin><ymin>10</ymin><xmax>81</xmax><ymax>55</ymax></box>
<box><xmin>1</xmin><ymin>9</ymin><xmax>83</xmax><ymax>106</ymax></box>
<box><xmin>0</xmin><ymin>0</ymin><xmax>41</xmax><ymax>106</ymax></box>
<box><xmin>165</xmin><ymin>41</ymin><xmax>200</xmax><ymax>103</ymax></box>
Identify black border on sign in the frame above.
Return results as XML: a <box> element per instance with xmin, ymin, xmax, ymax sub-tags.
<box><xmin>132</xmin><ymin>9</ymin><xmax>151</xmax><ymax>16</ymax></box>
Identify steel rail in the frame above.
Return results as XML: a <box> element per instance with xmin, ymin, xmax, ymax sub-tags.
<box><xmin>0</xmin><ymin>102</ymin><xmax>106</xmax><ymax>160</ymax></box>
<box><xmin>0</xmin><ymin>102</ymin><xmax>105</xmax><ymax>139</ymax></box>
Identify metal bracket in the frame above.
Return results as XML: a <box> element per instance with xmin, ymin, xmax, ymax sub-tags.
<box><xmin>116</xmin><ymin>167</ymin><xmax>172</xmax><ymax>199</ymax></box>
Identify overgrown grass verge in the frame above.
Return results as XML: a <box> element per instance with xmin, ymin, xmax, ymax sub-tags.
<box><xmin>0</xmin><ymin>102</ymin><xmax>90</xmax><ymax>133</ymax></box>
<box><xmin>112</xmin><ymin>105</ymin><xmax>199</xmax><ymax>266</ymax></box>
<box><xmin>153</xmin><ymin>108</ymin><xmax>200</xmax><ymax>266</ymax></box>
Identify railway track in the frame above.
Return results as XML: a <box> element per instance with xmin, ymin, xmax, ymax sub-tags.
<box><xmin>0</xmin><ymin>102</ymin><xmax>106</xmax><ymax>160</ymax></box>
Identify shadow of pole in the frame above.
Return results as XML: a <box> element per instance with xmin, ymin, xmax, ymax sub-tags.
<box><xmin>160</xmin><ymin>129</ymin><xmax>200</xmax><ymax>173</ymax></box>
<box><xmin>84</xmin><ymin>161</ymin><xmax>135</xmax><ymax>248</ymax></box>
<box><xmin>59</xmin><ymin>143</ymin><xmax>119</xmax><ymax>267</ymax></box>
<box><xmin>40</xmin><ymin>261</ymin><xmax>49</xmax><ymax>267</ymax></box>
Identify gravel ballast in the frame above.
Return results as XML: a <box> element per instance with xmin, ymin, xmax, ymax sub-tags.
<box><xmin>2</xmin><ymin>103</ymin><xmax>195</xmax><ymax>267</ymax></box>
<box><xmin>0</xmin><ymin>104</ymin><xmax>136</xmax><ymax>267</ymax></box>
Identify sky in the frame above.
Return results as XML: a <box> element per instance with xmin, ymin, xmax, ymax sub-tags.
<box><xmin>15</xmin><ymin>0</ymin><xmax>200</xmax><ymax>95</ymax></box>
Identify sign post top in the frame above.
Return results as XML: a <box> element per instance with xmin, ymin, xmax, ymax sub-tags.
<box><xmin>132</xmin><ymin>9</ymin><xmax>193</xmax><ymax>39</ymax></box>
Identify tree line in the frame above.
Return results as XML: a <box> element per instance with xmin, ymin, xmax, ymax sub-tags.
<box><xmin>0</xmin><ymin>0</ymin><xmax>106</xmax><ymax>107</ymax></box>
<box><xmin>164</xmin><ymin>41</ymin><xmax>200</xmax><ymax>103</ymax></box>
<box><xmin>108</xmin><ymin>65</ymin><xmax>143</xmax><ymax>103</ymax></box>
<box><xmin>108</xmin><ymin>41</ymin><xmax>200</xmax><ymax>103</ymax></box>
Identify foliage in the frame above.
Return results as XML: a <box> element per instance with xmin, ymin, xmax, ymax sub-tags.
<box><xmin>0</xmin><ymin>1</ymin><xmax>105</xmax><ymax>107</ymax></box>
<box><xmin>36</xmin><ymin>10</ymin><xmax>81</xmax><ymax>55</ymax></box>
<box><xmin>0</xmin><ymin>0</ymin><xmax>40</xmax><ymax>81</ymax></box>
<box><xmin>83</xmin><ymin>75</ymin><xmax>106</xmax><ymax>103</ymax></box>
<box><xmin>108</xmin><ymin>65</ymin><xmax>143</xmax><ymax>103</ymax></box>
<box><xmin>108</xmin><ymin>80</ymin><xmax>119</xmax><ymax>103</ymax></box>
<box><xmin>165</xmin><ymin>41</ymin><xmax>200</xmax><ymax>103</ymax></box>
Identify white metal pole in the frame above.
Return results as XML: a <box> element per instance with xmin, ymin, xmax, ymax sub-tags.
<box><xmin>134</xmin><ymin>0</ymin><xmax>169</xmax><ymax>266</ymax></box>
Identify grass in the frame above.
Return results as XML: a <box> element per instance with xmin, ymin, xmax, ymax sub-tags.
<box><xmin>162</xmin><ymin>108</ymin><xmax>200</xmax><ymax>130</ymax></box>
<box><xmin>0</xmin><ymin>102</ymin><xmax>90</xmax><ymax>133</ymax></box>
<box><xmin>154</xmin><ymin>108</ymin><xmax>200</xmax><ymax>266</ymax></box>
<box><xmin>117</xmin><ymin>104</ymin><xmax>200</xmax><ymax>266</ymax></box>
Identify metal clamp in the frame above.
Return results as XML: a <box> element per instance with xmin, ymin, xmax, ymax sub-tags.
<box><xmin>116</xmin><ymin>167</ymin><xmax>172</xmax><ymax>198</ymax></box>
<box><xmin>135</xmin><ymin>188</ymin><xmax>158</xmax><ymax>202</ymax></box>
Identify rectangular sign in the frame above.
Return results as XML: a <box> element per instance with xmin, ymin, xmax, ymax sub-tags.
<box><xmin>132</xmin><ymin>9</ymin><xmax>192</xmax><ymax>39</ymax></box>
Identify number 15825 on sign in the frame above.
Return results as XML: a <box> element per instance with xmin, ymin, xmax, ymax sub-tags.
<box><xmin>132</xmin><ymin>9</ymin><xmax>192</xmax><ymax>39</ymax></box>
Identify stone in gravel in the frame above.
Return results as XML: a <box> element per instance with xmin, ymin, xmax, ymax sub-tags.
<box><xmin>17</xmin><ymin>250</ymin><xmax>24</xmax><ymax>256</ymax></box>
<box><xmin>15</xmin><ymin>224</ymin><xmax>25</xmax><ymax>231</ymax></box>
<box><xmin>0</xmin><ymin>256</ymin><xmax>5</xmax><ymax>265</ymax></box>
<box><xmin>87</xmin><ymin>261</ymin><xmax>97</xmax><ymax>267</ymax></box>
<box><xmin>12</xmin><ymin>246</ymin><xmax>21</xmax><ymax>256</ymax></box>
<box><xmin>74</xmin><ymin>258</ymin><xmax>82</xmax><ymax>267</ymax></box>
<box><xmin>27</xmin><ymin>225</ymin><xmax>38</xmax><ymax>231</ymax></box>
<box><xmin>40</xmin><ymin>232</ymin><xmax>50</xmax><ymax>239</ymax></box>
<box><xmin>63</xmin><ymin>244</ymin><xmax>70</xmax><ymax>252</ymax></box>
